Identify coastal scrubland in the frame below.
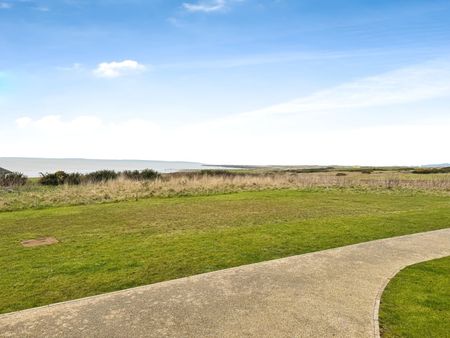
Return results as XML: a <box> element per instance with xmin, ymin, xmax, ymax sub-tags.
<box><xmin>0</xmin><ymin>169</ymin><xmax>449</xmax><ymax>211</ymax></box>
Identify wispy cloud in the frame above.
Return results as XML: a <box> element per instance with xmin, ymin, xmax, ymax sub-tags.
<box><xmin>0</xmin><ymin>2</ymin><xmax>12</xmax><ymax>9</ymax></box>
<box><xmin>159</xmin><ymin>49</ymin><xmax>389</xmax><ymax>70</ymax></box>
<box><xmin>93</xmin><ymin>60</ymin><xmax>147</xmax><ymax>78</ymax></box>
<box><xmin>157</xmin><ymin>47</ymin><xmax>443</xmax><ymax>71</ymax></box>
<box><xmin>239</xmin><ymin>59</ymin><xmax>450</xmax><ymax>118</ymax></box>
<box><xmin>182</xmin><ymin>0</ymin><xmax>236</xmax><ymax>13</ymax></box>
<box><xmin>57</xmin><ymin>63</ymin><xmax>83</xmax><ymax>72</ymax></box>
<box><xmin>0</xmin><ymin>1</ymin><xmax>50</xmax><ymax>11</ymax></box>
<box><xmin>35</xmin><ymin>6</ymin><xmax>50</xmax><ymax>12</ymax></box>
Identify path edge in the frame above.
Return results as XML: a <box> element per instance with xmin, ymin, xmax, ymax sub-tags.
<box><xmin>372</xmin><ymin>267</ymin><xmax>402</xmax><ymax>338</ymax></box>
<box><xmin>372</xmin><ymin>253</ymin><xmax>450</xmax><ymax>338</ymax></box>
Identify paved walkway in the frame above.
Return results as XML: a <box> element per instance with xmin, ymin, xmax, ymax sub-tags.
<box><xmin>1</xmin><ymin>228</ymin><xmax>449</xmax><ymax>338</ymax></box>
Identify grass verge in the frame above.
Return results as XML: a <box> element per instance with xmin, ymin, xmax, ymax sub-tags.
<box><xmin>0</xmin><ymin>189</ymin><xmax>449</xmax><ymax>314</ymax></box>
<box><xmin>379</xmin><ymin>256</ymin><xmax>450</xmax><ymax>337</ymax></box>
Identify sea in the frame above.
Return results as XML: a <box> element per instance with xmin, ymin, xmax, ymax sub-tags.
<box><xmin>0</xmin><ymin>158</ymin><xmax>230</xmax><ymax>177</ymax></box>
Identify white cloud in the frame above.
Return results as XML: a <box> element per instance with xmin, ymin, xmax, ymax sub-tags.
<box><xmin>9</xmin><ymin>115</ymin><xmax>164</xmax><ymax>161</ymax></box>
<box><xmin>93</xmin><ymin>60</ymin><xmax>146</xmax><ymax>78</ymax></box>
<box><xmin>15</xmin><ymin>117</ymin><xmax>32</xmax><ymax>128</ymax></box>
<box><xmin>240</xmin><ymin>60</ymin><xmax>450</xmax><ymax>118</ymax></box>
<box><xmin>0</xmin><ymin>2</ymin><xmax>12</xmax><ymax>9</ymax></box>
<box><xmin>57</xmin><ymin>63</ymin><xmax>83</xmax><ymax>72</ymax></box>
<box><xmin>35</xmin><ymin>6</ymin><xmax>50</xmax><ymax>12</ymax></box>
<box><xmin>6</xmin><ymin>114</ymin><xmax>450</xmax><ymax>166</ymax></box>
<box><xmin>182</xmin><ymin>0</ymin><xmax>227</xmax><ymax>13</ymax></box>
<box><xmin>4</xmin><ymin>60</ymin><xmax>450</xmax><ymax>165</ymax></box>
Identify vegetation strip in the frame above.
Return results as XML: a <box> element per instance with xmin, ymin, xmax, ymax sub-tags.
<box><xmin>1</xmin><ymin>170</ymin><xmax>449</xmax><ymax>212</ymax></box>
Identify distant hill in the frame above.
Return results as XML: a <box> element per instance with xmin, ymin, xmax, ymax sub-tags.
<box><xmin>422</xmin><ymin>163</ymin><xmax>450</xmax><ymax>168</ymax></box>
<box><xmin>0</xmin><ymin>167</ymin><xmax>11</xmax><ymax>175</ymax></box>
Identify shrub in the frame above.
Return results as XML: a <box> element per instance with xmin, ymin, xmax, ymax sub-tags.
<box><xmin>39</xmin><ymin>172</ymin><xmax>65</xmax><ymax>186</ymax></box>
<box><xmin>66</xmin><ymin>173</ymin><xmax>82</xmax><ymax>185</ymax></box>
<box><xmin>54</xmin><ymin>171</ymin><xmax>69</xmax><ymax>184</ymax></box>
<box><xmin>38</xmin><ymin>169</ymin><xmax>158</xmax><ymax>185</ymax></box>
<box><xmin>336</xmin><ymin>172</ymin><xmax>347</xmax><ymax>177</ymax></box>
<box><xmin>122</xmin><ymin>169</ymin><xmax>160</xmax><ymax>181</ymax></box>
<box><xmin>122</xmin><ymin>170</ymin><xmax>141</xmax><ymax>181</ymax></box>
<box><xmin>140</xmin><ymin>169</ymin><xmax>160</xmax><ymax>180</ymax></box>
<box><xmin>199</xmin><ymin>169</ymin><xmax>236</xmax><ymax>177</ymax></box>
<box><xmin>0</xmin><ymin>172</ymin><xmax>28</xmax><ymax>187</ymax></box>
<box><xmin>39</xmin><ymin>171</ymin><xmax>83</xmax><ymax>185</ymax></box>
<box><xmin>84</xmin><ymin>170</ymin><xmax>118</xmax><ymax>183</ymax></box>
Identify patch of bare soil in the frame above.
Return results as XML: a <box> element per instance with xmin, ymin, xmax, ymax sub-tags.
<box><xmin>21</xmin><ymin>237</ymin><xmax>59</xmax><ymax>248</ymax></box>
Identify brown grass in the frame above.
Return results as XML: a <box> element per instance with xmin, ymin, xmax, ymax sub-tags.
<box><xmin>0</xmin><ymin>171</ymin><xmax>449</xmax><ymax>211</ymax></box>
<box><xmin>21</xmin><ymin>237</ymin><xmax>59</xmax><ymax>247</ymax></box>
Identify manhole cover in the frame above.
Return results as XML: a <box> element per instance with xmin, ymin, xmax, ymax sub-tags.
<box><xmin>21</xmin><ymin>237</ymin><xmax>59</xmax><ymax>247</ymax></box>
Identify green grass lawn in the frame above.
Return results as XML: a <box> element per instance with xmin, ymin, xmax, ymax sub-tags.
<box><xmin>0</xmin><ymin>189</ymin><xmax>449</xmax><ymax>314</ymax></box>
<box><xmin>380</xmin><ymin>256</ymin><xmax>450</xmax><ymax>337</ymax></box>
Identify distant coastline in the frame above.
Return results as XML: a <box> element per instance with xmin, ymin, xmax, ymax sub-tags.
<box><xmin>1</xmin><ymin>158</ymin><xmax>448</xmax><ymax>178</ymax></box>
<box><xmin>0</xmin><ymin>157</ymin><xmax>234</xmax><ymax>177</ymax></box>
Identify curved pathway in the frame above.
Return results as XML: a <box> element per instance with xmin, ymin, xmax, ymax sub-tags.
<box><xmin>1</xmin><ymin>228</ymin><xmax>449</xmax><ymax>338</ymax></box>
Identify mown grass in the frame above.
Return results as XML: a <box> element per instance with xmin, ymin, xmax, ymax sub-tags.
<box><xmin>0</xmin><ymin>189</ymin><xmax>449</xmax><ymax>314</ymax></box>
<box><xmin>380</xmin><ymin>256</ymin><xmax>450</xmax><ymax>337</ymax></box>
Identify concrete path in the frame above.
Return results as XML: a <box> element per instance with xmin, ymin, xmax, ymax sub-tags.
<box><xmin>1</xmin><ymin>229</ymin><xmax>449</xmax><ymax>338</ymax></box>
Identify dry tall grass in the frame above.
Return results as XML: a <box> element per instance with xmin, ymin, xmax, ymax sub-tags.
<box><xmin>0</xmin><ymin>171</ymin><xmax>449</xmax><ymax>211</ymax></box>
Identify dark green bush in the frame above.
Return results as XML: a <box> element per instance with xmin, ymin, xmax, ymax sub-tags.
<box><xmin>123</xmin><ymin>169</ymin><xmax>160</xmax><ymax>181</ymax></box>
<box><xmin>84</xmin><ymin>170</ymin><xmax>118</xmax><ymax>183</ymax></box>
<box><xmin>199</xmin><ymin>169</ymin><xmax>236</xmax><ymax>176</ymax></box>
<box><xmin>38</xmin><ymin>169</ymin><xmax>159</xmax><ymax>186</ymax></box>
<box><xmin>336</xmin><ymin>172</ymin><xmax>347</xmax><ymax>177</ymax></box>
<box><xmin>39</xmin><ymin>172</ymin><xmax>66</xmax><ymax>186</ymax></box>
<box><xmin>66</xmin><ymin>173</ymin><xmax>82</xmax><ymax>185</ymax></box>
<box><xmin>122</xmin><ymin>170</ymin><xmax>141</xmax><ymax>180</ymax></box>
<box><xmin>140</xmin><ymin>169</ymin><xmax>160</xmax><ymax>180</ymax></box>
<box><xmin>40</xmin><ymin>171</ymin><xmax>82</xmax><ymax>185</ymax></box>
<box><xmin>55</xmin><ymin>171</ymin><xmax>69</xmax><ymax>184</ymax></box>
<box><xmin>0</xmin><ymin>172</ymin><xmax>28</xmax><ymax>187</ymax></box>
<box><xmin>39</xmin><ymin>173</ymin><xmax>56</xmax><ymax>186</ymax></box>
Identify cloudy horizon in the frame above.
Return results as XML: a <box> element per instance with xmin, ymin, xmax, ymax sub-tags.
<box><xmin>1</xmin><ymin>0</ymin><xmax>449</xmax><ymax>165</ymax></box>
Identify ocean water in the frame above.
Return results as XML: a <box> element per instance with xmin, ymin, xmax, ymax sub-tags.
<box><xmin>0</xmin><ymin>158</ymin><xmax>227</xmax><ymax>177</ymax></box>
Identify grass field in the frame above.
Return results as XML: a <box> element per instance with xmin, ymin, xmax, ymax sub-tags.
<box><xmin>380</xmin><ymin>256</ymin><xmax>450</xmax><ymax>337</ymax></box>
<box><xmin>1</xmin><ymin>189</ymin><xmax>449</xmax><ymax>314</ymax></box>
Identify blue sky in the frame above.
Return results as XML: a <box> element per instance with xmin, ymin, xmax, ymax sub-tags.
<box><xmin>1</xmin><ymin>0</ymin><xmax>449</xmax><ymax>165</ymax></box>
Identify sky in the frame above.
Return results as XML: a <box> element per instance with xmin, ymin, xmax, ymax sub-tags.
<box><xmin>0</xmin><ymin>0</ymin><xmax>449</xmax><ymax>165</ymax></box>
